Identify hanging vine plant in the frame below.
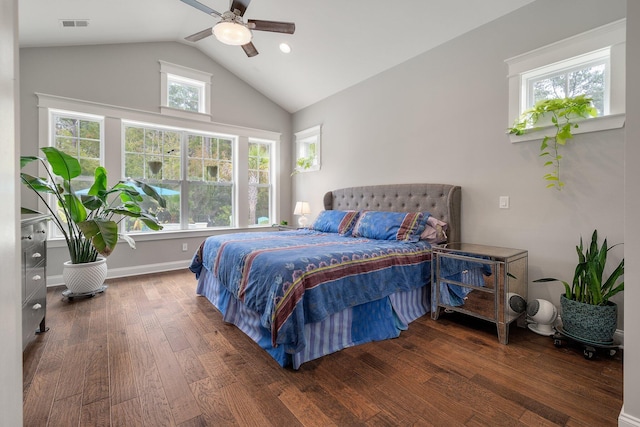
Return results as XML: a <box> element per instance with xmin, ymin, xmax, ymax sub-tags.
<box><xmin>508</xmin><ymin>95</ymin><xmax>597</xmax><ymax>190</ymax></box>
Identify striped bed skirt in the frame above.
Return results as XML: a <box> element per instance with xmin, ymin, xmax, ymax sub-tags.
<box><xmin>195</xmin><ymin>267</ymin><xmax>431</xmax><ymax>369</ymax></box>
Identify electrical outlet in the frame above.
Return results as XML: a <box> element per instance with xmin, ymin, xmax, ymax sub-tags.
<box><xmin>182</xmin><ymin>243</ymin><xmax>188</xmax><ymax>252</ymax></box>
<box><xmin>499</xmin><ymin>196</ymin><xmax>510</xmax><ymax>209</ymax></box>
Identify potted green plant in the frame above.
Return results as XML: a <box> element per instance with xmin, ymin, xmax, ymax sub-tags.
<box><xmin>290</xmin><ymin>155</ymin><xmax>315</xmax><ymax>176</ymax></box>
<box><xmin>21</xmin><ymin>146</ymin><xmax>166</xmax><ymax>294</ymax></box>
<box><xmin>508</xmin><ymin>95</ymin><xmax>598</xmax><ymax>190</ymax></box>
<box><xmin>534</xmin><ymin>230</ymin><xmax>624</xmax><ymax>343</ymax></box>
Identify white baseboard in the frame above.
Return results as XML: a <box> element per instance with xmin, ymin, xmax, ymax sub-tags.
<box><xmin>619</xmin><ymin>408</ymin><xmax>640</xmax><ymax>427</ymax></box>
<box><xmin>47</xmin><ymin>260</ymin><xmax>192</xmax><ymax>287</ymax></box>
<box><xmin>614</xmin><ymin>329</ymin><xmax>624</xmax><ymax>347</ymax></box>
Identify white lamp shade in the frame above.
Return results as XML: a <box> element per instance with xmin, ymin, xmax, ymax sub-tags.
<box><xmin>214</xmin><ymin>21</ymin><xmax>252</xmax><ymax>45</ymax></box>
<box><xmin>293</xmin><ymin>201</ymin><xmax>311</xmax><ymax>216</ymax></box>
<box><xmin>294</xmin><ymin>201</ymin><xmax>311</xmax><ymax>227</ymax></box>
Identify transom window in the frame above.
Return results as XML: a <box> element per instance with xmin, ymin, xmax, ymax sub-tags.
<box><xmin>522</xmin><ymin>49</ymin><xmax>609</xmax><ymax>116</ymax></box>
<box><xmin>159</xmin><ymin>61</ymin><xmax>212</xmax><ymax>120</ymax></box>
<box><xmin>294</xmin><ymin>125</ymin><xmax>321</xmax><ymax>173</ymax></box>
<box><xmin>506</xmin><ymin>19</ymin><xmax>625</xmax><ymax>141</ymax></box>
<box><xmin>168</xmin><ymin>74</ymin><xmax>206</xmax><ymax>113</ymax></box>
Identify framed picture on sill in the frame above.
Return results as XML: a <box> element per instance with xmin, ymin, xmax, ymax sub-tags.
<box><xmin>294</xmin><ymin>124</ymin><xmax>321</xmax><ymax>173</ymax></box>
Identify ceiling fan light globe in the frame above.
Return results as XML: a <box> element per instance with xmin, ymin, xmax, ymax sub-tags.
<box><xmin>214</xmin><ymin>21</ymin><xmax>252</xmax><ymax>45</ymax></box>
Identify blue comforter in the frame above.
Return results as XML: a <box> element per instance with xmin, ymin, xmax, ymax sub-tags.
<box><xmin>190</xmin><ymin>229</ymin><xmax>432</xmax><ymax>352</ymax></box>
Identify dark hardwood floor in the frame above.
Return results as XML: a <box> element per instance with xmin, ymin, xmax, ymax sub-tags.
<box><xmin>23</xmin><ymin>269</ymin><xmax>623</xmax><ymax>426</ymax></box>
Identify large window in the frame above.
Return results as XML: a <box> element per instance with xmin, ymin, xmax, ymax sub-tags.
<box><xmin>38</xmin><ymin>92</ymin><xmax>280</xmax><ymax>238</ymax></box>
<box><xmin>124</xmin><ymin>122</ymin><xmax>239</xmax><ymax>231</ymax></box>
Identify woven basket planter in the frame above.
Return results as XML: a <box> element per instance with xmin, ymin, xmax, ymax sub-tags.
<box><xmin>560</xmin><ymin>294</ymin><xmax>617</xmax><ymax>344</ymax></box>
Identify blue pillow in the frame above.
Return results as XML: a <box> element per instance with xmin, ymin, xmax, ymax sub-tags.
<box><xmin>310</xmin><ymin>210</ymin><xmax>360</xmax><ymax>236</ymax></box>
<box><xmin>352</xmin><ymin>211</ymin><xmax>429</xmax><ymax>242</ymax></box>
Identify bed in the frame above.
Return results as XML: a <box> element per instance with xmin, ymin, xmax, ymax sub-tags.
<box><xmin>190</xmin><ymin>183</ymin><xmax>470</xmax><ymax>369</ymax></box>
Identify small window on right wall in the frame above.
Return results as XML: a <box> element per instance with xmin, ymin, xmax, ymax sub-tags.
<box><xmin>294</xmin><ymin>125</ymin><xmax>321</xmax><ymax>173</ymax></box>
<box><xmin>506</xmin><ymin>19</ymin><xmax>626</xmax><ymax>142</ymax></box>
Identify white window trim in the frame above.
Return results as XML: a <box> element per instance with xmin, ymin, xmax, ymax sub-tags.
<box><xmin>505</xmin><ymin>19</ymin><xmax>626</xmax><ymax>143</ymax></box>
<box><xmin>36</xmin><ymin>92</ymin><xmax>281</xmax><ymax>239</ymax></box>
<box><xmin>159</xmin><ymin>60</ymin><xmax>212</xmax><ymax>122</ymax></box>
<box><xmin>294</xmin><ymin>125</ymin><xmax>321</xmax><ymax>173</ymax></box>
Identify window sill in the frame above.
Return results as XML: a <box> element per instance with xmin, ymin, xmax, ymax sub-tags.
<box><xmin>160</xmin><ymin>105</ymin><xmax>211</xmax><ymax>122</ymax></box>
<box><xmin>509</xmin><ymin>113</ymin><xmax>625</xmax><ymax>143</ymax></box>
<box><xmin>47</xmin><ymin>226</ymin><xmax>278</xmax><ymax>247</ymax></box>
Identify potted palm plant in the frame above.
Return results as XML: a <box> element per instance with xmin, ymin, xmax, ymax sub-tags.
<box><xmin>508</xmin><ymin>95</ymin><xmax>598</xmax><ymax>190</ymax></box>
<box><xmin>534</xmin><ymin>230</ymin><xmax>624</xmax><ymax>344</ymax></box>
<box><xmin>21</xmin><ymin>146</ymin><xmax>166</xmax><ymax>294</ymax></box>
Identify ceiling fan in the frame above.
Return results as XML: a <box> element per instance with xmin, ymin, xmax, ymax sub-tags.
<box><xmin>180</xmin><ymin>0</ymin><xmax>296</xmax><ymax>57</ymax></box>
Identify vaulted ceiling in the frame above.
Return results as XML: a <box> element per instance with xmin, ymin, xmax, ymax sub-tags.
<box><xmin>19</xmin><ymin>0</ymin><xmax>534</xmax><ymax>113</ymax></box>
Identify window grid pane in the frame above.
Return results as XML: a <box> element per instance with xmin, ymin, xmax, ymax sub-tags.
<box><xmin>188</xmin><ymin>182</ymin><xmax>234</xmax><ymax>228</ymax></box>
<box><xmin>187</xmin><ymin>135</ymin><xmax>234</xmax><ymax>183</ymax></box>
<box><xmin>248</xmin><ymin>141</ymin><xmax>271</xmax><ymax>225</ymax></box>
<box><xmin>526</xmin><ymin>59</ymin><xmax>608</xmax><ymax>116</ymax></box>
<box><xmin>168</xmin><ymin>79</ymin><xmax>201</xmax><ymax>112</ymax></box>
<box><xmin>53</xmin><ymin>114</ymin><xmax>101</xmax><ymax>179</ymax></box>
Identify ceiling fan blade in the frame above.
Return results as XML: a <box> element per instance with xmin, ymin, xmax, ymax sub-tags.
<box><xmin>230</xmin><ymin>0</ymin><xmax>251</xmax><ymax>17</ymax></box>
<box><xmin>247</xmin><ymin>20</ymin><xmax>295</xmax><ymax>34</ymax></box>
<box><xmin>185</xmin><ymin>27</ymin><xmax>213</xmax><ymax>42</ymax></box>
<box><xmin>242</xmin><ymin>42</ymin><xmax>259</xmax><ymax>57</ymax></box>
<box><xmin>180</xmin><ymin>0</ymin><xmax>222</xmax><ymax>17</ymax></box>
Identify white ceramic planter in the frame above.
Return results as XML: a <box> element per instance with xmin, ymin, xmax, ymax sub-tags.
<box><xmin>62</xmin><ymin>257</ymin><xmax>107</xmax><ymax>294</ymax></box>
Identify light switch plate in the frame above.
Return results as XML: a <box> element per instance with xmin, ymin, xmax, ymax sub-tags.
<box><xmin>499</xmin><ymin>196</ymin><xmax>510</xmax><ymax>209</ymax></box>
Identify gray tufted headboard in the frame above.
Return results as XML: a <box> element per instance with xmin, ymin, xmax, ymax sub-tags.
<box><xmin>323</xmin><ymin>183</ymin><xmax>461</xmax><ymax>243</ymax></box>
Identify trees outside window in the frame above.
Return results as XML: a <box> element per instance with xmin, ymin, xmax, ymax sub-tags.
<box><xmin>248</xmin><ymin>141</ymin><xmax>272</xmax><ymax>226</ymax></box>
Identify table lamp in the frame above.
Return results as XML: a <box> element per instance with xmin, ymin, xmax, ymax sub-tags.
<box><xmin>293</xmin><ymin>201</ymin><xmax>311</xmax><ymax>227</ymax></box>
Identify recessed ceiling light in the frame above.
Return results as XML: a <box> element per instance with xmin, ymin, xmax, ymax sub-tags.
<box><xmin>279</xmin><ymin>43</ymin><xmax>291</xmax><ymax>54</ymax></box>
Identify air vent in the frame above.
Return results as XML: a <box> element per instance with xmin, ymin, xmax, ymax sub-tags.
<box><xmin>60</xmin><ymin>19</ymin><xmax>89</xmax><ymax>28</ymax></box>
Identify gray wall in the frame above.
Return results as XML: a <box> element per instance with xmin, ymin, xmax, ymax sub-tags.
<box><xmin>20</xmin><ymin>41</ymin><xmax>293</xmax><ymax>279</ymax></box>
<box><xmin>292</xmin><ymin>0</ymin><xmax>627</xmax><ymax>328</ymax></box>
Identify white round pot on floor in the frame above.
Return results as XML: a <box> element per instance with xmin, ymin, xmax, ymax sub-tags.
<box><xmin>62</xmin><ymin>257</ymin><xmax>107</xmax><ymax>294</ymax></box>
